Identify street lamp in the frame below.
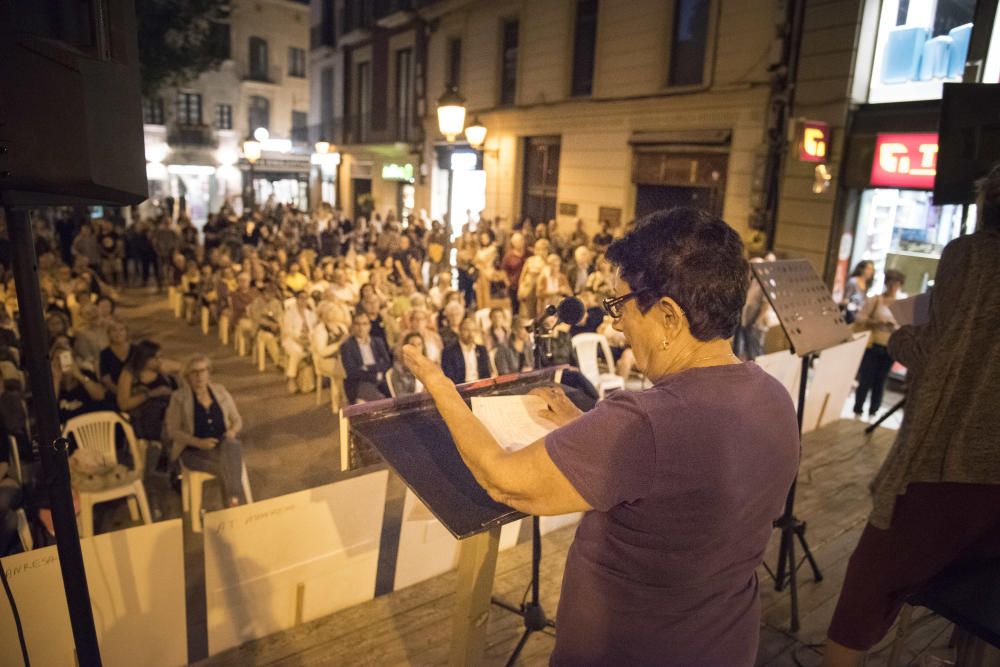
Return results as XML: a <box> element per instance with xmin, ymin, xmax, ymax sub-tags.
<box><xmin>464</xmin><ymin>116</ymin><xmax>487</xmax><ymax>149</ymax></box>
<box><xmin>242</xmin><ymin>133</ymin><xmax>262</xmax><ymax>211</ymax></box>
<box><xmin>436</xmin><ymin>86</ymin><xmax>466</xmax><ymax>143</ymax></box>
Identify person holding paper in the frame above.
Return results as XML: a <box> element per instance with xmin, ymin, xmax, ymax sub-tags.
<box><xmin>404</xmin><ymin>207</ymin><xmax>800</xmax><ymax>666</ymax></box>
<box><xmin>823</xmin><ymin>165</ymin><xmax>1000</xmax><ymax>667</ymax></box>
<box><xmin>852</xmin><ymin>269</ymin><xmax>905</xmax><ymax>419</ymax></box>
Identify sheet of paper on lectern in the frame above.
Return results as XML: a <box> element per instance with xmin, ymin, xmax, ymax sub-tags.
<box><xmin>472</xmin><ymin>395</ymin><xmax>555</xmax><ymax>453</ymax></box>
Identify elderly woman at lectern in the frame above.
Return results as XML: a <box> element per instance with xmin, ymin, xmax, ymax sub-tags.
<box><xmin>404</xmin><ymin>208</ymin><xmax>800</xmax><ymax>666</ymax></box>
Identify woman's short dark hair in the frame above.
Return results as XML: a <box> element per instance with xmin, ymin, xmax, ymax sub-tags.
<box><xmin>128</xmin><ymin>340</ymin><xmax>161</xmax><ymax>374</ymax></box>
<box><xmin>605</xmin><ymin>207</ymin><xmax>749</xmax><ymax>341</ymax></box>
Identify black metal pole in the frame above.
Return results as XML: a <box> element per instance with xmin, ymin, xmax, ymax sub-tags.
<box><xmin>5</xmin><ymin>207</ymin><xmax>103</xmax><ymax>666</ymax></box>
<box><xmin>249</xmin><ymin>161</ymin><xmax>256</xmax><ymax>212</ymax></box>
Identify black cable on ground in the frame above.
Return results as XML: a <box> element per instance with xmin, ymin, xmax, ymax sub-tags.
<box><xmin>0</xmin><ymin>559</ymin><xmax>30</xmax><ymax>667</ymax></box>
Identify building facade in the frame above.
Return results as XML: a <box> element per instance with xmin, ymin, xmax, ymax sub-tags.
<box><xmin>144</xmin><ymin>0</ymin><xmax>311</xmax><ymax>224</ymax></box>
<box><xmin>774</xmin><ymin>0</ymin><xmax>1000</xmax><ymax>291</ymax></box>
<box><xmin>310</xmin><ymin>0</ymin><xmax>797</xmax><ymax>247</ymax></box>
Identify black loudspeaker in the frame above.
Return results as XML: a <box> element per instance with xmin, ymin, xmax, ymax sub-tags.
<box><xmin>934</xmin><ymin>83</ymin><xmax>1000</xmax><ymax>205</ymax></box>
<box><xmin>0</xmin><ymin>0</ymin><xmax>147</xmax><ymax>207</ymax></box>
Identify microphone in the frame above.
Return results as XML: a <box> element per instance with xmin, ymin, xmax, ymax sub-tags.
<box><xmin>529</xmin><ymin>296</ymin><xmax>586</xmax><ymax>333</ymax></box>
<box><xmin>556</xmin><ymin>296</ymin><xmax>586</xmax><ymax>326</ymax></box>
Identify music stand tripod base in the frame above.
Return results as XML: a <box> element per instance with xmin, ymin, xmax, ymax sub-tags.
<box><xmin>751</xmin><ymin>260</ymin><xmax>852</xmax><ymax>633</ymax></box>
<box><xmin>490</xmin><ymin>515</ymin><xmax>556</xmax><ymax>666</ymax></box>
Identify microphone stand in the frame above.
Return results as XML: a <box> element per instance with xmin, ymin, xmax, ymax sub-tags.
<box><xmin>490</xmin><ymin>316</ymin><xmax>558</xmax><ymax>665</ymax></box>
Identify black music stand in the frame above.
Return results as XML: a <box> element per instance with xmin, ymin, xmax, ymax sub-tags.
<box><xmin>344</xmin><ymin>368</ymin><xmax>580</xmax><ymax>665</ymax></box>
<box><xmin>751</xmin><ymin>260</ymin><xmax>853</xmax><ymax>632</ymax></box>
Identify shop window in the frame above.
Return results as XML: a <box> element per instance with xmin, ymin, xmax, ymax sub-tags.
<box><xmin>668</xmin><ymin>0</ymin><xmax>712</xmax><ymax>87</ymax></box>
<box><xmin>850</xmin><ymin>188</ymin><xmax>974</xmax><ymax>294</ymax></box>
<box><xmin>984</xmin><ymin>7</ymin><xmax>1000</xmax><ymax>84</ymax></box>
<box><xmin>867</xmin><ymin>0</ymin><xmax>976</xmax><ymax>104</ymax></box>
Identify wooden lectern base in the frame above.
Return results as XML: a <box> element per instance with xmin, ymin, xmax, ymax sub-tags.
<box><xmin>449</xmin><ymin>525</ymin><xmax>502</xmax><ymax>666</ymax></box>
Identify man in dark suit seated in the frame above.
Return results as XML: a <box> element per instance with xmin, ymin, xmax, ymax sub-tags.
<box><xmin>339</xmin><ymin>312</ymin><xmax>392</xmax><ymax>403</ymax></box>
<box><xmin>441</xmin><ymin>316</ymin><xmax>492</xmax><ymax>386</ymax></box>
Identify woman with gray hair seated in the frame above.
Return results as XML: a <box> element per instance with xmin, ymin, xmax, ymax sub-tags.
<box><xmin>165</xmin><ymin>355</ymin><xmax>248</xmax><ymax>507</ymax></box>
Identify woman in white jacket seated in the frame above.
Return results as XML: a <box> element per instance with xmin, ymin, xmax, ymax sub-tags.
<box><xmin>282</xmin><ymin>291</ymin><xmax>318</xmax><ymax>393</ymax></box>
<box><xmin>311</xmin><ymin>301</ymin><xmax>351</xmax><ymax>405</ymax></box>
<box><xmin>165</xmin><ymin>355</ymin><xmax>248</xmax><ymax>507</ymax></box>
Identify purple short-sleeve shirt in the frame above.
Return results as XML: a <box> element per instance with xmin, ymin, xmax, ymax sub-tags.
<box><xmin>545</xmin><ymin>362</ymin><xmax>799</xmax><ymax>666</ymax></box>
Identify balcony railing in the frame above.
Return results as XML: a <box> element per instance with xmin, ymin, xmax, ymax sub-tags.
<box><xmin>241</xmin><ymin>63</ymin><xmax>281</xmax><ymax>85</ymax></box>
<box><xmin>309</xmin><ymin>112</ymin><xmax>420</xmax><ymax>147</ymax></box>
<box><xmin>167</xmin><ymin>124</ymin><xmax>218</xmax><ymax>148</ymax></box>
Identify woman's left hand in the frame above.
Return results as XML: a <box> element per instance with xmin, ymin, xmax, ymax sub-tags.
<box><xmin>403</xmin><ymin>344</ymin><xmax>449</xmax><ymax>392</ymax></box>
<box><xmin>224</xmin><ymin>428</ymin><xmax>238</xmax><ymax>441</ymax></box>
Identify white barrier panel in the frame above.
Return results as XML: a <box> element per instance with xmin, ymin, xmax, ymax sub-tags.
<box><xmin>754</xmin><ymin>350</ymin><xmax>802</xmax><ymax>407</ymax></box>
<box><xmin>393</xmin><ymin>489</ymin><xmax>460</xmax><ymax>590</ymax></box>
<box><xmin>0</xmin><ymin>520</ymin><xmax>186</xmax><ymax>667</ymax></box>
<box><xmin>204</xmin><ymin>470</ymin><xmax>388</xmax><ymax>656</ymax></box>
<box><xmin>804</xmin><ymin>332</ymin><xmax>870</xmax><ymax>431</ymax></box>
<box><xmin>393</xmin><ymin>487</ymin><xmax>581</xmax><ymax>592</ymax></box>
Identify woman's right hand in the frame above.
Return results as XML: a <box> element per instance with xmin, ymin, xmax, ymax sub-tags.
<box><xmin>193</xmin><ymin>437</ymin><xmax>218</xmax><ymax>449</ymax></box>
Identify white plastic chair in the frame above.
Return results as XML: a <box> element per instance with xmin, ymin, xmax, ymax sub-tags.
<box><xmin>571</xmin><ymin>333</ymin><xmax>625</xmax><ymax>399</ymax></box>
<box><xmin>218</xmin><ymin>312</ymin><xmax>230</xmax><ymax>346</ymax></box>
<box><xmin>181</xmin><ymin>461</ymin><xmax>253</xmax><ymax>533</ymax></box>
<box><xmin>474</xmin><ymin>308</ymin><xmax>492</xmax><ymax>335</ymax></box>
<box><xmin>338</xmin><ymin>408</ymin><xmax>350</xmax><ymax>472</ymax></box>
<box><xmin>167</xmin><ymin>286</ymin><xmax>180</xmax><ymax>317</ymax></box>
<box><xmin>385</xmin><ymin>368</ymin><xmax>398</xmax><ymax>398</ymax></box>
<box><xmin>62</xmin><ymin>411</ymin><xmax>152</xmax><ymax>538</ymax></box>
<box><xmin>313</xmin><ymin>354</ymin><xmax>344</xmax><ymax>412</ymax></box>
<box><xmin>200</xmin><ymin>305</ymin><xmax>211</xmax><ymax>335</ymax></box>
<box><xmin>7</xmin><ymin>434</ymin><xmax>23</xmax><ymax>483</ymax></box>
<box><xmin>7</xmin><ymin>435</ymin><xmax>32</xmax><ymax>551</ymax></box>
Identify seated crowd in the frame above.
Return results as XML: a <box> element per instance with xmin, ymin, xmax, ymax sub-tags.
<box><xmin>0</xmin><ymin>195</ymin><xmax>920</xmax><ymax>555</ymax></box>
<box><xmin>0</xmin><ymin>200</ymin><xmax>633</xmax><ymax>554</ymax></box>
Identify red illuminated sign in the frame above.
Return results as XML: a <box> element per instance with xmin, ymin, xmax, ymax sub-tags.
<box><xmin>870</xmin><ymin>133</ymin><xmax>939</xmax><ymax>189</ymax></box>
<box><xmin>798</xmin><ymin>121</ymin><xmax>830</xmax><ymax>163</ymax></box>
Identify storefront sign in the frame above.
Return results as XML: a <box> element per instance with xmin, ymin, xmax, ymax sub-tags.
<box><xmin>870</xmin><ymin>133</ymin><xmax>939</xmax><ymax>189</ymax></box>
<box><xmin>381</xmin><ymin>163</ymin><xmax>414</xmax><ymax>182</ymax></box>
<box><xmin>558</xmin><ymin>202</ymin><xmax>578</xmax><ymax>216</ymax></box>
<box><xmin>798</xmin><ymin>121</ymin><xmax>830</xmax><ymax>163</ymax></box>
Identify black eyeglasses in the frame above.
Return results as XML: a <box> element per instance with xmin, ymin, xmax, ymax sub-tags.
<box><xmin>602</xmin><ymin>291</ymin><xmax>644</xmax><ymax>319</ymax></box>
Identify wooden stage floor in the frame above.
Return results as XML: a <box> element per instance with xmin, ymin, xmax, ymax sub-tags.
<box><xmin>199</xmin><ymin>419</ymin><xmax>955</xmax><ymax>667</ymax></box>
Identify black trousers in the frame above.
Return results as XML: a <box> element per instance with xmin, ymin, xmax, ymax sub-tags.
<box><xmin>854</xmin><ymin>344</ymin><xmax>893</xmax><ymax>415</ymax></box>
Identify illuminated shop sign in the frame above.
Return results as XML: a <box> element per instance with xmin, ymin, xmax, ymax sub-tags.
<box><xmin>870</xmin><ymin>132</ymin><xmax>939</xmax><ymax>189</ymax></box>
<box><xmin>381</xmin><ymin>163</ymin><xmax>414</xmax><ymax>181</ymax></box>
<box><xmin>798</xmin><ymin>120</ymin><xmax>830</xmax><ymax>163</ymax></box>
